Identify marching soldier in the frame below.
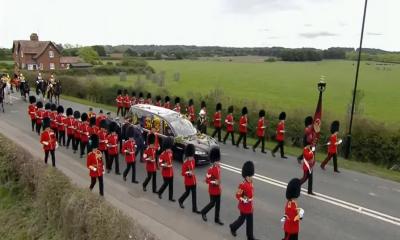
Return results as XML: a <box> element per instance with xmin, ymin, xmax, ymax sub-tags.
<box><xmin>122</xmin><ymin>126</ymin><xmax>139</xmax><ymax>183</ymax></box>
<box><xmin>89</xmin><ymin>117</ymin><xmax>100</xmax><ymax>136</ymax></box>
<box><xmin>223</xmin><ymin>106</ymin><xmax>235</xmax><ymax>145</ymax></box>
<box><xmin>142</xmin><ymin>133</ymin><xmax>158</xmax><ymax>193</ymax></box>
<box><xmin>164</xmin><ymin>96</ymin><xmax>171</xmax><ymax>109</ymax></box>
<box><xmin>297</xmin><ymin>116</ymin><xmax>314</xmax><ymax>163</ymax></box>
<box><xmin>72</xmin><ymin>111</ymin><xmax>81</xmax><ymax>154</ymax></box>
<box><xmin>145</xmin><ymin>93</ymin><xmax>153</xmax><ymax>105</ymax></box>
<box><xmin>56</xmin><ymin>105</ymin><xmax>66</xmax><ymax>146</ymax></box>
<box><xmin>35</xmin><ymin>101</ymin><xmax>45</xmax><ymax>135</ymax></box>
<box><xmin>300</xmin><ymin>143</ymin><xmax>315</xmax><ymax>195</ymax></box>
<box><xmin>138</xmin><ymin>92</ymin><xmax>145</xmax><ymax>104</ymax></box>
<box><xmin>79</xmin><ymin>113</ymin><xmax>90</xmax><ymax>158</ymax></box>
<box><xmin>43</xmin><ymin>102</ymin><xmax>51</xmax><ymax>119</ymax></box>
<box><xmin>50</xmin><ymin>104</ymin><xmax>58</xmax><ymax>140</ymax></box>
<box><xmin>200</xmin><ymin>147</ymin><xmax>224</xmax><ymax>225</ymax></box>
<box><xmin>98</xmin><ymin>120</ymin><xmax>109</xmax><ymax>166</ymax></box>
<box><xmin>229</xmin><ymin>161</ymin><xmax>258</xmax><ymax>240</ymax></box>
<box><xmin>155</xmin><ymin>95</ymin><xmax>162</xmax><ymax>107</ymax></box>
<box><xmin>186</xmin><ymin>99</ymin><xmax>196</xmax><ymax>124</ymax></box>
<box><xmin>157</xmin><ymin>137</ymin><xmax>175</xmax><ymax>201</ymax></box>
<box><xmin>173</xmin><ymin>97</ymin><xmax>181</xmax><ymax>113</ymax></box>
<box><xmin>253</xmin><ymin>110</ymin><xmax>267</xmax><ymax>153</ymax></box>
<box><xmin>64</xmin><ymin>108</ymin><xmax>75</xmax><ymax>149</ymax></box>
<box><xmin>107</xmin><ymin>121</ymin><xmax>120</xmax><ymax>174</ymax></box>
<box><xmin>131</xmin><ymin>91</ymin><xmax>137</xmax><ymax>106</ymax></box>
<box><xmin>116</xmin><ymin>89</ymin><xmax>124</xmax><ymax>116</ymax></box>
<box><xmin>178</xmin><ymin>144</ymin><xmax>200</xmax><ymax>213</ymax></box>
<box><xmin>95</xmin><ymin>110</ymin><xmax>106</xmax><ymax>127</ymax></box>
<box><xmin>321</xmin><ymin>121</ymin><xmax>342</xmax><ymax>173</ymax></box>
<box><xmin>272</xmin><ymin>112</ymin><xmax>287</xmax><ymax>159</ymax></box>
<box><xmin>236</xmin><ymin>107</ymin><xmax>249</xmax><ymax>149</ymax></box>
<box><xmin>40</xmin><ymin>117</ymin><xmax>57</xmax><ymax>167</ymax></box>
<box><xmin>28</xmin><ymin>96</ymin><xmax>37</xmax><ymax>131</ymax></box>
<box><xmin>211</xmin><ymin>103</ymin><xmax>222</xmax><ymax>142</ymax></box>
<box><xmin>123</xmin><ymin>89</ymin><xmax>131</xmax><ymax>116</ymax></box>
<box><xmin>282</xmin><ymin>178</ymin><xmax>304</xmax><ymax>240</ymax></box>
<box><xmin>87</xmin><ymin>134</ymin><xmax>104</xmax><ymax>196</ymax></box>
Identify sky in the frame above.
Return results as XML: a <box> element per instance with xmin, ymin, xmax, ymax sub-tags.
<box><xmin>0</xmin><ymin>0</ymin><xmax>398</xmax><ymax>51</ymax></box>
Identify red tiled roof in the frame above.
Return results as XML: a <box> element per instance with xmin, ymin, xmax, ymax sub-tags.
<box><xmin>12</xmin><ymin>40</ymin><xmax>61</xmax><ymax>59</ymax></box>
<box><xmin>60</xmin><ymin>56</ymin><xmax>82</xmax><ymax>64</ymax></box>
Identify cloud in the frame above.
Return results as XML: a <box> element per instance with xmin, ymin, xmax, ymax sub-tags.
<box><xmin>299</xmin><ymin>31</ymin><xmax>338</xmax><ymax>38</ymax></box>
<box><xmin>267</xmin><ymin>36</ymin><xmax>280</xmax><ymax>39</ymax></box>
<box><xmin>221</xmin><ymin>0</ymin><xmax>300</xmax><ymax>13</ymax></box>
<box><xmin>367</xmin><ymin>32</ymin><xmax>383</xmax><ymax>36</ymax></box>
<box><xmin>304</xmin><ymin>24</ymin><xmax>313</xmax><ymax>27</ymax></box>
<box><xmin>258</xmin><ymin>28</ymin><xmax>270</xmax><ymax>32</ymax></box>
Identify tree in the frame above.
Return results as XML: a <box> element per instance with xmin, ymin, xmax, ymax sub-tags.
<box><xmin>92</xmin><ymin>45</ymin><xmax>107</xmax><ymax>57</ymax></box>
<box><xmin>124</xmin><ymin>48</ymin><xmax>138</xmax><ymax>57</ymax></box>
<box><xmin>78</xmin><ymin>47</ymin><xmax>100</xmax><ymax>64</ymax></box>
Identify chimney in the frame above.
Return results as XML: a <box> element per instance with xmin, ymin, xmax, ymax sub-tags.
<box><xmin>30</xmin><ymin>33</ymin><xmax>39</xmax><ymax>41</ymax></box>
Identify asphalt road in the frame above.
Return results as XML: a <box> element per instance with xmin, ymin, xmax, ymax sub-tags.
<box><xmin>0</xmin><ymin>93</ymin><xmax>399</xmax><ymax>240</ymax></box>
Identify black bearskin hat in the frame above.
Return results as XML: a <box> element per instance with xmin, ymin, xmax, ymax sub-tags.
<box><xmin>163</xmin><ymin>137</ymin><xmax>174</xmax><ymax>150</ymax></box>
<box><xmin>279</xmin><ymin>112</ymin><xmax>286</xmax><ymax>120</ymax></box>
<box><xmin>201</xmin><ymin>101</ymin><xmax>206</xmax><ymax>108</ymax></box>
<box><xmin>51</xmin><ymin>103</ymin><xmax>57</xmax><ymax>111</ymax></box>
<box><xmin>99</xmin><ymin>109</ymin><xmax>103</xmax><ymax>114</ymax></box>
<box><xmin>304</xmin><ymin>116</ymin><xmax>313</xmax><ymax>127</ymax></box>
<box><xmin>42</xmin><ymin>117</ymin><xmax>51</xmax><ymax>129</ymax></box>
<box><xmin>175</xmin><ymin>97</ymin><xmax>180</xmax><ymax>104</ymax></box>
<box><xmin>259</xmin><ymin>109</ymin><xmax>265</xmax><ymax>118</ymax></box>
<box><xmin>139</xmin><ymin>92</ymin><xmax>144</xmax><ymax>98</ymax></box>
<box><xmin>123</xmin><ymin>89</ymin><xmax>128</xmax><ymax>95</ymax></box>
<box><xmin>44</xmin><ymin>102</ymin><xmax>51</xmax><ymax>110</ymax></box>
<box><xmin>57</xmin><ymin>105</ymin><xmax>64</xmax><ymax>114</ymax></box>
<box><xmin>90</xmin><ymin>134</ymin><xmax>99</xmax><ymax>149</ymax></box>
<box><xmin>100</xmin><ymin>119</ymin><xmax>108</xmax><ymax>129</ymax></box>
<box><xmin>242</xmin><ymin>161</ymin><xmax>255</xmax><ymax>178</ymax></box>
<box><xmin>66</xmin><ymin>108</ymin><xmax>73</xmax><ymax>116</ymax></box>
<box><xmin>165</xmin><ymin>96</ymin><xmax>170</xmax><ymax>102</ymax></box>
<box><xmin>330</xmin><ymin>120</ymin><xmax>340</xmax><ymax>134</ymax></box>
<box><xmin>286</xmin><ymin>178</ymin><xmax>301</xmax><ymax>200</ymax></box>
<box><xmin>209</xmin><ymin>147</ymin><xmax>221</xmax><ymax>163</ymax></box>
<box><xmin>36</xmin><ymin>101</ymin><xmax>43</xmax><ymax>108</ymax></box>
<box><xmin>147</xmin><ymin>93</ymin><xmax>152</xmax><ymax>99</ymax></box>
<box><xmin>242</xmin><ymin>107</ymin><xmax>248</xmax><ymax>115</ymax></box>
<box><xmin>132</xmin><ymin>91</ymin><xmax>136</xmax><ymax>97</ymax></box>
<box><xmin>216</xmin><ymin>103</ymin><xmax>222</xmax><ymax>111</ymax></box>
<box><xmin>109</xmin><ymin>121</ymin><xmax>118</xmax><ymax>133</ymax></box>
<box><xmin>185</xmin><ymin>144</ymin><xmax>195</xmax><ymax>157</ymax></box>
<box><xmin>117</xmin><ymin>89</ymin><xmax>122</xmax><ymax>95</ymax></box>
<box><xmin>73</xmin><ymin>111</ymin><xmax>81</xmax><ymax>119</ymax></box>
<box><xmin>148</xmin><ymin>133</ymin><xmax>156</xmax><ymax>145</ymax></box>
<box><xmin>89</xmin><ymin>117</ymin><xmax>96</xmax><ymax>126</ymax></box>
<box><xmin>29</xmin><ymin>96</ymin><xmax>36</xmax><ymax>104</ymax></box>
<box><xmin>126</xmin><ymin>126</ymin><xmax>135</xmax><ymax>139</ymax></box>
<box><xmin>228</xmin><ymin>105</ymin><xmax>234</xmax><ymax>113</ymax></box>
<box><xmin>81</xmin><ymin>112</ymin><xmax>88</xmax><ymax>122</ymax></box>
<box><xmin>156</xmin><ymin>95</ymin><xmax>161</xmax><ymax>102</ymax></box>
<box><xmin>189</xmin><ymin>99</ymin><xmax>194</xmax><ymax>106</ymax></box>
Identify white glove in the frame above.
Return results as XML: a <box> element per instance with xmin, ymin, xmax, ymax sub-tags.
<box><xmin>42</xmin><ymin>141</ymin><xmax>49</xmax><ymax>146</ymax></box>
<box><xmin>338</xmin><ymin>139</ymin><xmax>343</xmax><ymax>144</ymax></box>
<box><xmin>311</xmin><ymin>146</ymin><xmax>316</xmax><ymax>152</ymax></box>
<box><xmin>93</xmin><ymin>167</ymin><xmax>97</xmax><ymax>171</ymax></box>
<box><xmin>299</xmin><ymin>208</ymin><xmax>305</xmax><ymax>219</ymax></box>
<box><xmin>280</xmin><ymin>216</ymin><xmax>286</xmax><ymax>223</ymax></box>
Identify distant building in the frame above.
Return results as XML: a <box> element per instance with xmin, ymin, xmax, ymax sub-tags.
<box><xmin>60</xmin><ymin>56</ymin><xmax>84</xmax><ymax>69</ymax></box>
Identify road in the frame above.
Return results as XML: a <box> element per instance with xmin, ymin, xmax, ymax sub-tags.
<box><xmin>0</xmin><ymin>94</ymin><xmax>399</xmax><ymax>240</ymax></box>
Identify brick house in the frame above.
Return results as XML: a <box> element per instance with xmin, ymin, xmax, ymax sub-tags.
<box><xmin>12</xmin><ymin>33</ymin><xmax>62</xmax><ymax>71</ymax></box>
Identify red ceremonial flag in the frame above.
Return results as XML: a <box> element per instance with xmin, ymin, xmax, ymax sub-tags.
<box><xmin>312</xmin><ymin>93</ymin><xmax>323</xmax><ymax>146</ymax></box>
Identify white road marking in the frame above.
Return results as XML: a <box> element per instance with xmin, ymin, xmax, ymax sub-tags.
<box><xmin>220</xmin><ymin>163</ymin><xmax>400</xmax><ymax>227</ymax></box>
<box><xmin>368</xmin><ymin>192</ymin><xmax>377</xmax><ymax>197</ymax></box>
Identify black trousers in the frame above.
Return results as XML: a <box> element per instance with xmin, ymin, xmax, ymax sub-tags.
<box><xmin>66</xmin><ymin>134</ymin><xmax>73</xmax><ymax>148</ymax></box>
<box><xmin>101</xmin><ymin>150</ymin><xmax>109</xmax><ymax>167</ymax></box>
<box><xmin>178</xmin><ymin>185</ymin><xmax>198</xmax><ymax>212</ymax></box>
<box><xmin>58</xmin><ymin>131</ymin><xmax>65</xmax><ymax>146</ymax></box>
<box><xmin>158</xmin><ymin>177</ymin><xmax>174</xmax><ymax>200</ymax></box>
<box><xmin>52</xmin><ymin>128</ymin><xmax>58</xmax><ymax>142</ymax></box>
<box><xmin>73</xmin><ymin>138</ymin><xmax>80</xmax><ymax>152</ymax></box>
<box><xmin>123</xmin><ymin>162</ymin><xmax>137</xmax><ymax>182</ymax></box>
<box><xmin>236</xmin><ymin>133</ymin><xmax>247</xmax><ymax>147</ymax></box>
<box><xmin>300</xmin><ymin>170</ymin><xmax>313</xmax><ymax>194</ymax></box>
<box><xmin>117</xmin><ymin>107</ymin><xmax>123</xmax><ymax>116</ymax></box>
<box><xmin>90</xmin><ymin>176</ymin><xmax>104</xmax><ymax>196</ymax></box>
<box><xmin>253</xmin><ymin>136</ymin><xmax>265</xmax><ymax>152</ymax></box>
<box><xmin>211</xmin><ymin>127</ymin><xmax>222</xmax><ymax>141</ymax></box>
<box><xmin>230</xmin><ymin>213</ymin><xmax>254</xmax><ymax>240</ymax></box>
<box><xmin>143</xmin><ymin>172</ymin><xmax>157</xmax><ymax>193</ymax></box>
<box><xmin>124</xmin><ymin>107</ymin><xmax>130</xmax><ymax>117</ymax></box>
<box><xmin>44</xmin><ymin>150</ymin><xmax>56</xmax><ymax>167</ymax></box>
<box><xmin>272</xmin><ymin>140</ymin><xmax>285</xmax><ymax>157</ymax></box>
<box><xmin>31</xmin><ymin>119</ymin><xmax>36</xmax><ymax>131</ymax></box>
<box><xmin>283</xmin><ymin>232</ymin><xmax>298</xmax><ymax>240</ymax></box>
<box><xmin>36</xmin><ymin>123</ymin><xmax>42</xmax><ymax>135</ymax></box>
<box><xmin>201</xmin><ymin>195</ymin><xmax>221</xmax><ymax>221</ymax></box>
<box><xmin>80</xmin><ymin>141</ymin><xmax>89</xmax><ymax>157</ymax></box>
<box><xmin>322</xmin><ymin>153</ymin><xmax>338</xmax><ymax>171</ymax></box>
<box><xmin>108</xmin><ymin>154</ymin><xmax>120</xmax><ymax>174</ymax></box>
<box><xmin>223</xmin><ymin>131</ymin><xmax>235</xmax><ymax>145</ymax></box>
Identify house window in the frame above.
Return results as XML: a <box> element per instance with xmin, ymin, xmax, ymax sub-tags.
<box><xmin>28</xmin><ymin>64</ymin><xmax>34</xmax><ymax>70</ymax></box>
<box><xmin>39</xmin><ymin>63</ymin><xmax>43</xmax><ymax>70</ymax></box>
<box><xmin>50</xmin><ymin>63</ymin><xmax>55</xmax><ymax>70</ymax></box>
<box><xmin>49</xmin><ymin>50</ymin><xmax>54</xmax><ymax>58</ymax></box>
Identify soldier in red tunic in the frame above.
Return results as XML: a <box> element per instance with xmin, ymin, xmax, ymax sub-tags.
<box><xmin>72</xmin><ymin>111</ymin><xmax>81</xmax><ymax>154</ymax></box>
<box><xmin>142</xmin><ymin>133</ymin><xmax>158</xmax><ymax>193</ymax></box>
<box><xmin>272</xmin><ymin>112</ymin><xmax>287</xmax><ymax>159</ymax></box>
<box><xmin>64</xmin><ymin>108</ymin><xmax>75</xmax><ymax>149</ymax></box>
<box><xmin>297</xmin><ymin>116</ymin><xmax>314</xmax><ymax>163</ymax></box>
<box><xmin>107</xmin><ymin>121</ymin><xmax>120</xmax><ymax>174</ymax></box>
<box><xmin>229</xmin><ymin>161</ymin><xmax>258</xmax><ymax>240</ymax></box>
<box><xmin>56</xmin><ymin>105</ymin><xmax>66</xmax><ymax>146</ymax></box>
<box><xmin>28</xmin><ymin>96</ymin><xmax>37</xmax><ymax>131</ymax></box>
<box><xmin>300</xmin><ymin>143</ymin><xmax>315</xmax><ymax>195</ymax></box>
<box><xmin>200</xmin><ymin>147</ymin><xmax>224</xmax><ymax>225</ymax></box>
<box><xmin>95</xmin><ymin>110</ymin><xmax>106</xmax><ymax>127</ymax></box>
<box><xmin>253</xmin><ymin>110</ymin><xmax>267</xmax><ymax>153</ymax></box>
<box><xmin>236</xmin><ymin>107</ymin><xmax>249</xmax><ymax>149</ymax></box>
<box><xmin>35</xmin><ymin>101</ymin><xmax>45</xmax><ymax>135</ymax></box>
<box><xmin>50</xmin><ymin>104</ymin><xmax>58</xmax><ymax>140</ymax></box>
<box><xmin>223</xmin><ymin>106</ymin><xmax>235</xmax><ymax>145</ymax></box>
<box><xmin>138</xmin><ymin>92</ymin><xmax>145</xmax><ymax>104</ymax></box>
<box><xmin>282</xmin><ymin>178</ymin><xmax>303</xmax><ymax>240</ymax></box>
<box><xmin>116</xmin><ymin>89</ymin><xmax>124</xmax><ymax>117</ymax></box>
<box><xmin>87</xmin><ymin>135</ymin><xmax>104</xmax><ymax>196</ymax></box>
<box><xmin>157</xmin><ymin>137</ymin><xmax>175</xmax><ymax>201</ymax></box>
<box><xmin>40</xmin><ymin>117</ymin><xmax>57</xmax><ymax>167</ymax></box>
<box><xmin>155</xmin><ymin>95</ymin><xmax>162</xmax><ymax>107</ymax></box>
<box><xmin>122</xmin><ymin>126</ymin><xmax>139</xmax><ymax>183</ymax></box>
<box><xmin>163</xmin><ymin>96</ymin><xmax>171</xmax><ymax>109</ymax></box>
<box><xmin>80</xmin><ymin>113</ymin><xmax>90</xmax><ymax>158</ymax></box>
<box><xmin>43</xmin><ymin>102</ymin><xmax>51</xmax><ymax>119</ymax></box>
<box><xmin>173</xmin><ymin>97</ymin><xmax>181</xmax><ymax>113</ymax></box>
<box><xmin>145</xmin><ymin>93</ymin><xmax>153</xmax><ymax>105</ymax></box>
<box><xmin>131</xmin><ymin>91</ymin><xmax>137</xmax><ymax>106</ymax></box>
<box><xmin>178</xmin><ymin>144</ymin><xmax>200</xmax><ymax>213</ymax></box>
<box><xmin>123</xmin><ymin>89</ymin><xmax>131</xmax><ymax>117</ymax></box>
<box><xmin>98</xmin><ymin>119</ymin><xmax>109</xmax><ymax>164</ymax></box>
<box><xmin>186</xmin><ymin>99</ymin><xmax>196</xmax><ymax>124</ymax></box>
<box><xmin>211</xmin><ymin>103</ymin><xmax>222</xmax><ymax>142</ymax></box>
<box><xmin>89</xmin><ymin>117</ymin><xmax>99</xmax><ymax>136</ymax></box>
<box><xmin>321</xmin><ymin>121</ymin><xmax>341</xmax><ymax>173</ymax></box>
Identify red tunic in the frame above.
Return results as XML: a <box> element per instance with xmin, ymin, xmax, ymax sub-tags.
<box><xmin>328</xmin><ymin>134</ymin><xmax>338</xmax><ymax>154</ymax></box>
<box><xmin>98</xmin><ymin>129</ymin><xmax>108</xmax><ymax>151</ymax></box>
<box><xmin>95</xmin><ymin>115</ymin><xmax>106</xmax><ymax>127</ymax></box>
<box><xmin>276</xmin><ymin>121</ymin><xmax>285</xmax><ymax>141</ymax></box>
<box><xmin>123</xmin><ymin>95</ymin><xmax>131</xmax><ymax>108</ymax></box>
<box><xmin>154</xmin><ymin>101</ymin><xmax>162</xmax><ymax>107</ymax></box>
<box><xmin>206</xmin><ymin>164</ymin><xmax>221</xmax><ymax>196</ymax></box>
<box><xmin>64</xmin><ymin>117</ymin><xmax>75</xmax><ymax>136</ymax></box>
<box><xmin>256</xmin><ymin>117</ymin><xmax>266</xmax><ymax>137</ymax></box>
<box><xmin>181</xmin><ymin>158</ymin><xmax>196</xmax><ymax>186</ymax></box>
<box><xmin>56</xmin><ymin>114</ymin><xmax>66</xmax><ymax>132</ymax></box>
<box><xmin>284</xmin><ymin>200</ymin><xmax>300</xmax><ymax>234</ymax></box>
<box><xmin>187</xmin><ymin>105</ymin><xmax>196</xmax><ymax>122</ymax></box>
<box><xmin>143</xmin><ymin>146</ymin><xmax>157</xmax><ymax>172</ymax></box>
<box><xmin>74</xmin><ymin>120</ymin><xmax>82</xmax><ymax>139</ymax></box>
<box><xmin>213</xmin><ymin>111</ymin><xmax>222</xmax><ymax>128</ymax></box>
<box><xmin>303</xmin><ymin>147</ymin><xmax>315</xmax><ymax>172</ymax></box>
<box><xmin>225</xmin><ymin>114</ymin><xmax>234</xmax><ymax>132</ymax></box>
<box><xmin>50</xmin><ymin>112</ymin><xmax>57</xmax><ymax>129</ymax></box>
<box><xmin>35</xmin><ymin>108</ymin><xmax>45</xmax><ymax>125</ymax></box>
<box><xmin>130</xmin><ymin>97</ymin><xmax>137</xmax><ymax>106</ymax></box>
<box><xmin>107</xmin><ymin>133</ymin><xmax>119</xmax><ymax>155</ymax></box>
<box><xmin>80</xmin><ymin>122</ymin><xmax>90</xmax><ymax>143</ymax></box>
<box><xmin>163</xmin><ymin>102</ymin><xmax>171</xmax><ymax>109</ymax></box>
<box><xmin>159</xmin><ymin>149</ymin><xmax>173</xmax><ymax>178</ymax></box>
<box><xmin>87</xmin><ymin>150</ymin><xmax>104</xmax><ymax>177</ymax></box>
<box><xmin>174</xmin><ymin>105</ymin><xmax>181</xmax><ymax>113</ymax></box>
<box><xmin>236</xmin><ymin>180</ymin><xmax>254</xmax><ymax>214</ymax></box>
<box><xmin>40</xmin><ymin>129</ymin><xmax>57</xmax><ymax>151</ymax></box>
<box><xmin>144</xmin><ymin>98</ymin><xmax>153</xmax><ymax>105</ymax></box>
<box><xmin>239</xmin><ymin>116</ymin><xmax>248</xmax><ymax>133</ymax></box>
<box><xmin>304</xmin><ymin>125</ymin><xmax>314</xmax><ymax>145</ymax></box>
<box><xmin>116</xmin><ymin>95</ymin><xmax>123</xmax><ymax>107</ymax></box>
<box><xmin>28</xmin><ymin>104</ymin><xmax>37</xmax><ymax>120</ymax></box>
<box><xmin>122</xmin><ymin>139</ymin><xmax>136</xmax><ymax>163</ymax></box>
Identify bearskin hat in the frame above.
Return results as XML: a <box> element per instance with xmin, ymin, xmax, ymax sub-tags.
<box><xmin>100</xmin><ymin>119</ymin><xmax>108</xmax><ymax>129</ymax></box>
<box><xmin>90</xmin><ymin>134</ymin><xmax>99</xmax><ymax>149</ymax></box>
<box><xmin>156</xmin><ymin>95</ymin><xmax>161</xmax><ymax>102</ymax></box>
<box><xmin>286</xmin><ymin>178</ymin><xmax>301</xmax><ymax>200</ymax></box>
<box><xmin>228</xmin><ymin>105</ymin><xmax>234</xmax><ymax>113</ymax></box>
<box><xmin>65</xmin><ymin>108</ymin><xmax>72</xmax><ymax>116</ymax></box>
<box><xmin>89</xmin><ymin>117</ymin><xmax>96</xmax><ymax>126</ymax></box>
<box><xmin>163</xmin><ymin>137</ymin><xmax>174</xmax><ymax>150</ymax></box>
<box><xmin>201</xmin><ymin>101</ymin><xmax>206</xmax><ymax>108</ymax></box>
<box><xmin>188</xmin><ymin>99</ymin><xmax>194</xmax><ymax>106</ymax></box>
<box><xmin>123</xmin><ymin>89</ymin><xmax>128</xmax><ymax>95</ymax></box>
<box><xmin>42</xmin><ymin>117</ymin><xmax>51</xmax><ymax>129</ymax></box>
<box><xmin>259</xmin><ymin>109</ymin><xmax>265</xmax><ymax>118</ymax></box>
<box><xmin>73</xmin><ymin>111</ymin><xmax>81</xmax><ymax>119</ymax></box>
<box><xmin>175</xmin><ymin>97</ymin><xmax>180</xmax><ymax>104</ymax></box>
<box><xmin>51</xmin><ymin>103</ymin><xmax>57</xmax><ymax>111</ymax></box>
<box><xmin>304</xmin><ymin>116</ymin><xmax>313</xmax><ymax>127</ymax></box>
<box><xmin>36</xmin><ymin>101</ymin><xmax>43</xmax><ymax>109</ymax></box>
<box><xmin>57</xmin><ymin>105</ymin><xmax>64</xmax><ymax>114</ymax></box>
<box><xmin>216</xmin><ymin>103</ymin><xmax>222</xmax><ymax>111</ymax></box>
<box><xmin>147</xmin><ymin>133</ymin><xmax>156</xmax><ymax>145</ymax></box>
<box><xmin>109</xmin><ymin>121</ymin><xmax>118</xmax><ymax>133</ymax></box>
<box><xmin>242</xmin><ymin>107</ymin><xmax>248</xmax><ymax>115</ymax></box>
<box><xmin>99</xmin><ymin>109</ymin><xmax>103</xmax><ymax>114</ymax></box>
<box><xmin>132</xmin><ymin>91</ymin><xmax>136</xmax><ymax>97</ymax></box>
<box><xmin>330</xmin><ymin>120</ymin><xmax>340</xmax><ymax>134</ymax></box>
<box><xmin>126</xmin><ymin>126</ymin><xmax>135</xmax><ymax>139</ymax></box>
<box><xmin>165</xmin><ymin>96</ymin><xmax>170</xmax><ymax>102</ymax></box>
<box><xmin>185</xmin><ymin>144</ymin><xmax>195</xmax><ymax>157</ymax></box>
<box><xmin>81</xmin><ymin>112</ymin><xmax>88</xmax><ymax>122</ymax></box>
<box><xmin>279</xmin><ymin>112</ymin><xmax>286</xmax><ymax>120</ymax></box>
<box><xmin>139</xmin><ymin>92</ymin><xmax>144</xmax><ymax>98</ymax></box>
<box><xmin>117</xmin><ymin>89</ymin><xmax>122</xmax><ymax>95</ymax></box>
<box><xmin>147</xmin><ymin>93</ymin><xmax>152</xmax><ymax>99</ymax></box>
<box><xmin>29</xmin><ymin>96</ymin><xmax>36</xmax><ymax>104</ymax></box>
<box><xmin>209</xmin><ymin>147</ymin><xmax>221</xmax><ymax>163</ymax></box>
<box><xmin>242</xmin><ymin>161</ymin><xmax>255</xmax><ymax>178</ymax></box>
<box><xmin>44</xmin><ymin>102</ymin><xmax>51</xmax><ymax>110</ymax></box>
